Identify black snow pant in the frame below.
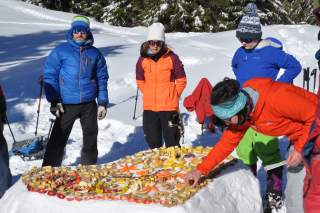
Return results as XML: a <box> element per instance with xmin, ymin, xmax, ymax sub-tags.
<box><xmin>143</xmin><ymin>110</ymin><xmax>180</xmax><ymax>149</ymax></box>
<box><xmin>42</xmin><ymin>101</ymin><xmax>98</xmax><ymax>167</ymax></box>
<box><xmin>0</xmin><ymin>132</ymin><xmax>12</xmax><ymax>198</ymax></box>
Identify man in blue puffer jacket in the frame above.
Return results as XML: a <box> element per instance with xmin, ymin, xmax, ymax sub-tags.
<box><xmin>42</xmin><ymin>15</ymin><xmax>109</xmax><ymax>167</ymax></box>
<box><xmin>231</xmin><ymin>3</ymin><xmax>302</xmax><ymax>212</ymax></box>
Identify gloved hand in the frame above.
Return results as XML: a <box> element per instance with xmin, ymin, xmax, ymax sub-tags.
<box><xmin>50</xmin><ymin>103</ymin><xmax>64</xmax><ymax>118</ymax></box>
<box><xmin>97</xmin><ymin>105</ymin><xmax>107</xmax><ymax>120</ymax></box>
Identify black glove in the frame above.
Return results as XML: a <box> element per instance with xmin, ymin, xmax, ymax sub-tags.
<box><xmin>50</xmin><ymin>103</ymin><xmax>64</xmax><ymax>118</ymax></box>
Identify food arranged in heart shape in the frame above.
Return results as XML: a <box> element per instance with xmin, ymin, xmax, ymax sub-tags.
<box><xmin>22</xmin><ymin>146</ymin><xmax>236</xmax><ymax>206</ymax></box>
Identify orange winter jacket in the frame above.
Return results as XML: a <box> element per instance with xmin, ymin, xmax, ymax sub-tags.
<box><xmin>136</xmin><ymin>44</ymin><xmax>187</xmax><ymax>111</ymax></box>
<box><xmin>197</xmin><ymin>78</ymin><xmax>317</xmax><ymax>175</ymax></box>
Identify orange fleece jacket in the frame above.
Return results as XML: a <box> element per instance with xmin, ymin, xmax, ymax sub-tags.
<box><xmin>136</xmin><ymin>48</ymin><xmax>187</xmax><ymax>111</ymax></box>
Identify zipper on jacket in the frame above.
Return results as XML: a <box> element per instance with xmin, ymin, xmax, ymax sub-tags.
<box><xmin>79</xmin><ymin>47</ymin><xmax>83</xmax><ymax>103</ymax></box>
<box><xmin>154</xmin><ymin>61</ymin><xmax>157</xmax><ymax>111</ymax></box>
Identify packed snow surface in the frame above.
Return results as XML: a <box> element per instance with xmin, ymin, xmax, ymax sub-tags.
<box><xmin>0</xmin><ymin>0</ymin><xmax>319</xmax><ymax>212</ymax></box>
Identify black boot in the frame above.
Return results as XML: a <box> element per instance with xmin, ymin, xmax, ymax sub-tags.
<box><xmin>264</xmin><ymin>166</ymin><xmax>283</xmax><ymax>212</ymax></box>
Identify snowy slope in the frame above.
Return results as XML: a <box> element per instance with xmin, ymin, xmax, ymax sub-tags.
<box><xmin>0</xmin><ymin>0</ymin><xmax>319</xmax><ymax>212</ymax></box>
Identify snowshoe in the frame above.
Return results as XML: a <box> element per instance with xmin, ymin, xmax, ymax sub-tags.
<box><xmin>12</xmin><ymin>136</ymin><xmax>48</xmax><ymax>160</ymax></box>
<box><xmin>11</xmin><ymin>118</ymin><xmax>54</xmax><ymax>161</ymax></box>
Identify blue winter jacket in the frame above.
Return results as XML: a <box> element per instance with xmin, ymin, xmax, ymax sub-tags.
<box><xmin>44</xmin><ymin>29</ymin><xmax>109</xmax><ymax>106</ymax></box>
<box><xmin>232</xmin><ymin>38</ymin><xmax>301</xmax><ymax>87</ymax></box>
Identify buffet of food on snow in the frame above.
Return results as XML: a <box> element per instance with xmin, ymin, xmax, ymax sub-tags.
<box><xmin>22</xmin><ymin>146</ymin><xmax>236</xmax><ymax>207</ymax></box>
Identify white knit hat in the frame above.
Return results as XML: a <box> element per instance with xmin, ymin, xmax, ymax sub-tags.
<box><xmin>147</xmin><ymin>22</ymin><xmax>165</xmax><ymax>42</ymax></box>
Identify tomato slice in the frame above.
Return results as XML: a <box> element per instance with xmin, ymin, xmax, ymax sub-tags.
<box><xmin>143</xmin><ymin>199</ymin><xmax>152</xmax><ymax>204</ymax></box>
<box><xmin>47</xmin><ymin>191</ymin><xmax>56</xmax><ymax>196</ymax></box>
<box><xmin>159</xmin><ymin>199</ymin><xmax>168</xmax><ymax>206</ymax></box>
<box><xmin>94</xmin><ymin>195</ymin><xmax>103</xmax><ymax>200</ymax></box>
<box><xmin>75</xmin><ymin>197</ymin><xmax>82</xmax><ymax>202</ymax></box>
<box><xmin>57</xmin><ymin>193</ymin><xmax>66</xmax><ymax>199</ymax></box>
<box><xmin>135</xmin><ymin>198</ymin><xmax>143</xmax><ymax>203</ymax></box>
<box><xmin>66</xmin><ymin>197</ymin><xmax>74</xmax><ymax>201</ymax></box>
<box><xmin>127</xmin><ymin>196</ymin><xmax>135</xmax><ymax>202</ymax></box>
<box><xmin>38</xmin><ymin>189</ymin><xmax>47</xmax><ymax>194</ymax></box>
<box><xmin>120</xmin><ymin>195</ymin><xmax>128</xmax><ymax>201</ymax></box>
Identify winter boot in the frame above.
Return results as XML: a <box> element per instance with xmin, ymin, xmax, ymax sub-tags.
<box><xmin>264</xmin><ymin>166</ymin><xmax>283</xmax><ymax>212</ymax></box>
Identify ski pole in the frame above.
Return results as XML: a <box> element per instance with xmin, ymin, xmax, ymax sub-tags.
<box><xmin>303</xmin><ymin>68</ymin><xmax>306</xmax><ymax>89</ymax></box>
<box><xmin>311</xmin><ymin>68</ymin><xmax>317</xmax><ymax>93</ymax></box>
<box><xmin>35</xmin><ymin>79</ymin><xmax>43</xmax><ymax>136</ymax></box>
<box><xmin>133</xmin><ymin>87</ymin><xmax>139</xmax><ymax>120</ymax></box>
<box><xmin>47</xmin><ymin>118</ymin><xmax>55</xmax><ymax>139</ymax></box>
<box><xmin>201</xmin><ymin>124</ymin><xmax>204</xmax><ymax>135</ymax></box>
<box><xmin>179</xmin><ymin>113</ymin><xmax>185</xmax><ymax>145</ymax></box>
<box><xmin>5</xmin><ymin>115</ymin><xmax>16</xmax><ymax>143</ymax></box>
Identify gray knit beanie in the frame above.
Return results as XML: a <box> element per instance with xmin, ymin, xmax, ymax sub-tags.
<box><xmin>236</xmin><ymin>3</ymin><xmax>262</xmax><ymax>40</ymax></box>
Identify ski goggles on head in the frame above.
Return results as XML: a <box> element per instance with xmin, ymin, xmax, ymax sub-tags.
<box><xmin>238</xmin><ymin>37</ymin><xmax>254</xmax><ymax>44</ymax></box>
<box><xmin>148</xmin><ymin>40</ymin><xmax>163</xmax><ymax>47</ymax></box>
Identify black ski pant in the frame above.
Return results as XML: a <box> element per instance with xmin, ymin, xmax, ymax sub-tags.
<box><xmin>0</xmin><ymin>132</ymin><xmax>11</xmax><ymax>198</ymax></box>
<box><xmin>143</xmin><ymin>110</ymin><xmax>180</xmax><ymax>149</ymax></box>
<box><xmin>42</xmin><ymin>101</ymin><xmax>98</xmax><ymax>167</ymax></box>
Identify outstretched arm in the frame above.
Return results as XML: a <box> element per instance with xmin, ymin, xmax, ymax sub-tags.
<box><xmin>197</xmin><ymin>125</ymin><xmax>248</xmax><ymax>175</ymax></box>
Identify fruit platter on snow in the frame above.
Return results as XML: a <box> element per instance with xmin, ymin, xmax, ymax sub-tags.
<box><xmin>22</xmin><ymin>146</ymin><xmax>236</xmax><ymax>207</ymax></box>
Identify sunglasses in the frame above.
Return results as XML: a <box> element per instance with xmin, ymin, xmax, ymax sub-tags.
<box><xmin>148</xmin><ymin>40</ymin><xmax>163</xmax><ymax>47</ymax></box>
<box><xmin>73</xmin><ymin>30</ymin><xmax>88</xmax><ymax>35</ymax></box>
<box><xmin>238</xmin><ymin>38</ymin><xmax>254</xmax><ymax>43</ymax></box>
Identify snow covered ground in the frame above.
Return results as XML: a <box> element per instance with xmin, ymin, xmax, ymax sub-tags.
<box><xmin>0</xmin><ymin>0</ymin><xmax>319</xmax><ymax>212</ymax></box>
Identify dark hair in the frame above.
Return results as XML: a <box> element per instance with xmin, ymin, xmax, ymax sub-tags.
<box><xmin>211</xmin><ymin>78</ymin><xmax>240</xmax><ymax>105</ymax></box>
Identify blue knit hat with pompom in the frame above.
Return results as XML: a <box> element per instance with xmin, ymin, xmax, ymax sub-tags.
<box><xmin>236</xmin><ymin>3</ymin><xmax>262</xmax><ymax>40</ymax></box>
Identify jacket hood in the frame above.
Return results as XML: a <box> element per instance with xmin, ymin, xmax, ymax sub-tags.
<box><xmin>243</xmin><ymin>78</ymin><xmax>274</xmax><ymax>120</ymax></box>
<box><xmin>250</xmin><ymin>37</ymin><xmax>283</xmax><ymax>52</ymax></box>
<box><xmin>67</xmin><ymin>29</ymin><xmax>94</xmax><ymax>48</ymax></box>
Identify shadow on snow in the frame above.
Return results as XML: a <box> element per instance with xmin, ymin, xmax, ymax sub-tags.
<box><xmin>0</xmin><ymin>30</ymin><xmax>129</xmax><ymax>124</ymax></box>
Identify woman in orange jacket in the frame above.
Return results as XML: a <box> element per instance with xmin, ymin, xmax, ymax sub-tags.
<box><xmin>136</xmin><ymin>22</ymin><xmax>187</xmax><ymax>149</ymax></box>
<box><xmin>185</xmin><ymin>77</ymin><xmax>317</xmax><ymax>212</ymax></box>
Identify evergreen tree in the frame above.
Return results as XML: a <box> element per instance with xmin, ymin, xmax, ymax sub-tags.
<box><xmin>21</xmin><ymin>0</ymin><xmax>316</xmax><ymax>32</ymax></box>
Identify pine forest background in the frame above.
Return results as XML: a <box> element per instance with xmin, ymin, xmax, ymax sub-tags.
<box><xmin>21</xmin><ymin>0</ymin><xmax>315</xmax><ymax>32</ymax></box>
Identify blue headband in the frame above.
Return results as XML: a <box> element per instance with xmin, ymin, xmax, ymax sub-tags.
<box><xmin>212</xmin><ymin>91</ymin><xmax>247</xmax><ymax>120</ymax></box>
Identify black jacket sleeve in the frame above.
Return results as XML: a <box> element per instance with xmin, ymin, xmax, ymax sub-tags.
<box><xmin>0</xmin><ymin>85</ymin><xmax>6</xmax><ymax>123</ymax></box>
